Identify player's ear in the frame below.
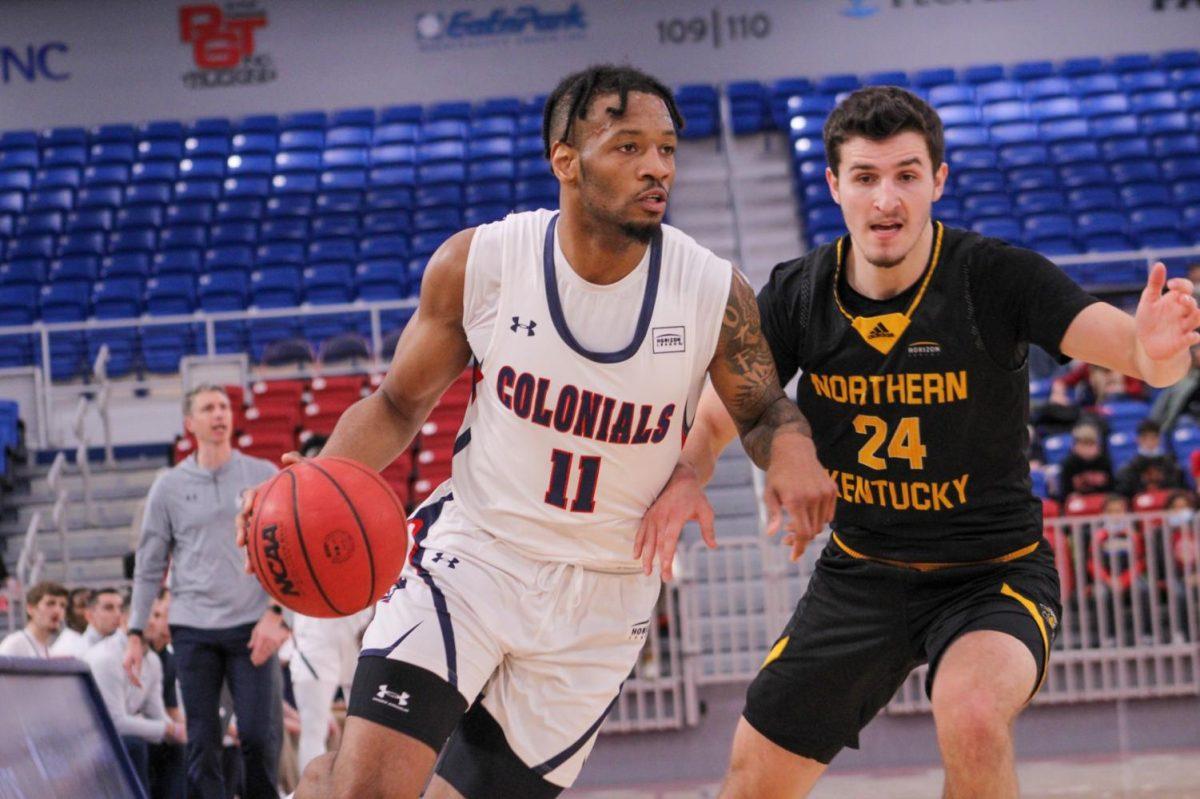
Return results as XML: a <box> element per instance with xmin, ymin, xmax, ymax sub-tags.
<box><xmin>931</xmin><ymin>161</ymin><xmax>949</xmax><ymax>203</ymax></box>
<box><xmin>825</xmin><ymin>166</ymin><xmax>840</xmax><ymax>205</ymax></box>
<box><xmin>550</xmin><ymin>140</ymin><xmax>578</xmax><ymax>185</ymax></box>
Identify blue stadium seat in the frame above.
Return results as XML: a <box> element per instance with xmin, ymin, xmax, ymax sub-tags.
<box><xmin>270</xmin><ymin>173</ymin><xmax>318</xmax><ymax>195</ymax></box>
<box><xmin>1102</xmin><ymin>137</ymin><xmax>1152</xmax><ymax>162</ymax></box>
<box><xmin>971</xmin><ymin>218</ymin><xmax>1022</xmax><ymax>242</ymax></box>
<box><xmin>48</xmin><ymin>255</ymin><xmax>99</xmax><ymax>287</ymax></box>
<box><xmin>1153</xmin><ymin>133</ymin><xmax>1200</xmax><ymax>158</ymax></box>
<box><xmin>936</xmin><ymin>105</ymin><xmax>980</xmax><ymax>127</ymax></box>
<box><xmin>374</xmin><ymin>123</ymin><xmax>418</xmax><ymax>146</ymax></box>
<box><xmin>159</xmin><ymin>224</ymin><xmax>207</xmax><ymax>252</ymax></box>
<box><xmin>419</xmin><ymin>120</ymin><xmax>469</xmax><ymax>143</ymax></box>
<box><xmin>42</xmin><ymin>127</ymin><xmax>88</xmax><ymax>148</ymax></box>
<box><xmin>1023</xmin><ymin>76</ymin><xmax>1072</xmax><ymax>100</ymax></box>
<box><xmin>57</xmin><ymin>232</ymin><xmax>105</xmax><ymax>258</ymax></box>
<box><xmin>963</xmin><ymin>193</ymin><xmax>1013</xmax><ymax>219</ymax></box>
<box><xmin>307</xmin><ymin>239</ymin><xmax>357</xmax><ymax>264</ymax></box>
<box><xmin>0</xmin><ymin>171</ymin><xmax>32</xmax><ymax>192</ymax></box>
<box><xmin>0</xmin><ymin>190</ymin><xmax>24</xmax><ymax>215</ymax></box>
<box><xmin>28</xmin><ymin>188</ymin><xmax>73</xmax><ymax>213</ymax></box>
<box><xmin>122</xmin><ymin>182</ymin><xmax>170</xmax><ymax>207</ymax></box>
<box><xmin>0</xmin><ymin>130</ymin><xmax>38</xmax><ymax>149</ymax></box>
<box><xmin>365</xmin><ymin>186</ymin><xmax>415</xmax><ymax>211</ymax></box>
<box><xmin>1120</xmin><ymin>182</ymin><xmax>1171</xmax><ymax>208</ymax></box>
<box><xmin>371</xmin><ymin>145</ymin><xmax>416</xmax><ymax>167</ymax></box>
<box><xmin>1040</xmin><ymin>118</ymin><xmax>1090</xmax><ymax>143</ymax></box>
<box><xmin>912</xmin><ymin>68</ymin><xmax>955</xmax><ymax>88</ymax></box>
<box><xmin>39</xmin><ymin>282</ymin><xmax>90</xmax><ymax>321</ymax></box>
<box><xmin>0</xmin><ymin>149</ymin><xmax>38</xmax><ymax>170</ymax></box>
<box><xmin>1075</xmin><ymin>211</ymin><xmax>1127</xmax><ymax>238</ymax></box>
<box><xmin>468</xmin><ymin>139</ymin><xmax>514</xmax><ymax>162</ymax></box>
<box><xmin>1011</xmin><ymin>60</ymin><xmax>1054</xmax><ymax>81</ymax></box>
<box><xmin>187</xmin><ymin>118</ymin><xmax>233</xmax><ymax>137</ymax></box>
<box><xmin>363</xmin><ymin>210</ymin><xmax>411</xmax><ymax>235</ymax></box>
<box><xmin>260</xmin><ymin>219</ymin><xmax>309</xmax><ymax>243</ymax></box>
<box><xmin>226</xmin><ymin>154</ymin><xmax>273</xmax><ymax>177</ymax></box>
<box><xmin>998</xmin><ymin>144</ymin><xmax>1048</xmax><ymax>169</ymax></box>
<box><xmin>1163</xmin><ymin>50</ymin><xmax>1200</xmax><ymax>70</ymax></box>
<box><xmin>949</xmin><ymin>150</ymin><xmax>1000</xmax><ymax>174</ymax></box>
<box><xmin>222</xmin><ymin>176</ymin><xmax>270</xmax><ymax>199</ymax></box>
<box><xmin>198</xmin><ymin>271</ymin><xmax>249</xmax><ymax>311</ymax></box>
<box><xmin>114</xmin><ymin>206</ymin><xmax>162</xmax><ymax>232</ymax></box>
<box><xmin>309</xmin><ymin>214</ymin><xmax>358</xmax><ymax>239</ymax></box>
<box><xmin>1174</xmin><ymin>180</ymin><xmax>1200</xmax><ymax>205</ymax></box>
<box><xmin>380</xmin><ymin>104</ymin><xmax>423</xmax><ymax>125</ymax></box>
<box><xmin>205</xmin><ymin>245</ymin><xmax>254</xmax><ymax>273</ymax></box>
<box><xmin>91</xmin><ymin>278</ymin><xmax>144</xmax><ymax>319</ymax></box>
<box><xmin>109</xmin><ymin>229</ymin><xmax>157</xmax><ymax>254</ymax></box>
<box><xmin>303</xmin><ymin>264</ymin><xmax>355</xmax><ymax>304</ymax></box>
<box><xmin>319</xmin><ymin>170</ymin><xmax>366</xmax><ymax>192</ymax></box>
<box><xmin>101</xmin><ymin>253</ymin><xmax>150</xmax><ymax>280</ymax></box>
<box><xmin>274</xmin><ymin>151</ymin><xmax>321</xmax><ymax>174</ymax></box>
<box><xmin>1142</xmin><ymin>110</ymin><xmax>1190</xmax><ymax>136</ymax></box>
<box><xmin>464</xmin><ymin>205</ymin><xmax>508</xmax><ymax>227</ymax></box>
<box><xmin>355</xmin><ymin>259</ymin><xmax>408</xmax><ymax>300</ymax></box>
<box><xmin>1130</xmin><ymin>90</ymin><xmax>1177</xmax><ymax>115</ymax></box>
<box><xmin>1130</xmin><ymin>206</ymin><xmax>1182</xmax><ymax>236</ymax></box>
<box><xmin>1068</xmin><ymin>187</ymin><xmax>1120</xmax><ymax>212</ymax></box>
<box><xmin>66</xmin><ymin>208</ymin><xmax>112</xmax><ymax>233</ymax></box>
<box><xmin>144</xmin><ymin>275</ymin><xmax>196</xmax><ymax>314</ymax></box>
<box><xmin>36</xmin><ymin>166</ymin><xmax>81</xmax><ymax>190</ymax></box>
<box><xmin>1112</xmin><ymin>53</ymin><xmax>1157</xmax><ymax>73</ymax></box>
<box><xmin>1050</xmin><ymin>141</ymin><xmax>1101</xmax><ymax>164</ymax></box>
<box><xmin>470</xmin><ymin>117</ymin><xmax>517</xmax><ymax>139</ymax></box>
<box><xmin>174</xmin><ymin>179</ymin><xmax>222</xmax><ymax>204</ymax></box>
<box><xmin>139</xmin><ymin>120</ymin><xmax>184</xmax><ymax>140</ymax></box>
<box><xmin>44</xmin><ymin>146</ymin><xmax>86</xmax><ymax>167</ymax></box>
<box><xmin>89</xmin><ymin>143</ymin><xmax>135</xmax><ymax>165</ymax></box>
<box><xmin>1163</xmin><ymin>157</ymin><xmax>1200</xmax><ymax>181</ymax></box>
<box><xmin>1174</xmin><ymin>68</ymin><xmax>1200</xmax><ymax>91</ymax></box>
<box><xmin>1059</xmin><ymin>163</ymin><xmax>1111</xmax><ymax>188</ymax></box>
<box><xmin>974</xmin><ymin>80</ymin><xmax>1021</xmax><ymax>105</ymax></box>
<box><xmin>264</xmin><ymin>195</ymin><xmax>313</xmax><ymax>219</ymax></box>
<box><xmin>232</xmin><ymin>133</ymin><xmax>277</xmax><ymax>155</ymax></box>
<box><xmin>411</xmin><ymin>231</ymin><xmax>453</xmax><ymax>258</ymax></box>
<box><xmin>251</xmin><ymin>267</ymin><xmax>302</xmax><ymax>307</ymax></box>
<box><xmin>514</xmin><ymin>135</ymin><xmax>543</xmax><ymax>159</ymax></box>
<box><xmin>278</xmin><ymin>130</ymin><xmax>324</xmax><ymax>152</ymax></box>
<box><xmin>475</xmin><ymin>97</ymin><xmax>522</xmax><ymax>119</ymax></box>
<box><xmin>1082</xmin><ymin>233</ymin><xmax>1136</xmax><ymax>253</ymax></box>
<box><xmin>18</xmin><ymin>211</ymin><xmax>63</xmax><ymax>236</ymax></box>
<box><xmin>0</xmin><ymin>286</ymin><xmax>38</xmax><ymax>324</ymax></box>
<box><xmin>469</xmin><ymin>160</ymin><xmax>515</xmax><ymax>183</ymax></box>
<box><xmin>0</xmin><ymin>258</ymin><xmax>46</xmax><ymax>287</ymax></box>
<box><xmin>8</xmin><ymin>235</ymin><xmax>55</xmax><ymax>260</ymax></box>
<box><xmin>131</xmin><ymin>162</ymin><xmax>179</xmax><ymax>185</ymax></box>
<box><xmin>215</xmin><ymin>199</ymin><xmax>262</xmax><ymax>223</ymax></box>
<box><xmin>138</xmin><ymin>140</ymin><xmax>183</xmax><ymax>162</ymax></box>
<box><xmin>256</xmin><ymin>242</ymin><xmax>305</xmax><ymax>267</ymax></box>
<box><xmin>281</xmin><ymin>110</ymin><xmax>327</xmax><ymax>131</ymax></box>
<box><xmin>1015</xmin><ymin>189</ymin><xmax>1066</xmax><ymax>215</ymax></box>
<box><xmin>358</xmin><ymin>234</ymin><xmax>411</xmax><ymax>262</ymax></box>
<box><xmin>961</xmin><ymin>65</ymin><xmax>1002</xmax><ymax>85</ymax></box>
<box><xmin>82</xmin><ymin>164</ymin><xmax>128</xmax><ymax>188</ymax></box>
<box><xmin>326</xmin><ymin>126</ymin><xmax>373</xmax><ymax>149</ymax></box>
<box><xmin>426</xmin><ymin>102</ymin><xmax>472</xmax><ymax>123</ymax></box>
<box><xmin>209</xmin><ymin>221</ymin><xmax>257</xmax><ymax>247</ymax></box>
<box><xmin>1030</xmin><ymin>96</ymin><xmax>1080</xmax><ymax>121</ymax></box>
<box><xmin>314</xmin><ymin>191</ymin><xmax>363</xmax><ymax>215</ymax></box>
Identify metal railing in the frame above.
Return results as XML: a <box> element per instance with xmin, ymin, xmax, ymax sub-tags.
<box><xmin>681</xmin><ymin>513</ymin><xmax>1200</xmax><ymax>715</ymax></box>
<box><xmin>15</xmin><ymin>511</ymin><xmax>45</xmax><ymax>589</ymax></box>
<box><xmin>91</xmin><ymin>344</ymin><xmax>114</xmax><ymax>466</ymax></box>
<box><xmin>45</xmin><ymin>451</ymin><xmax>72</xmax><ymax>581</ymax></box>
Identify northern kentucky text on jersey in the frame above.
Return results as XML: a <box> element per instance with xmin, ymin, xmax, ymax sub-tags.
<box><xmin>809</xmin><ymin>370</ymin><xmax>968</xmax><ymax>406</ymax></box>
<box><xmin>809</xmin><ymin>368</ymin><xmax>972</xmax><ymax>512</ymax></box>
<box><xmin>495</xmin><ymin>366</ymin><xmax>675</xmax><ymax>445</ymax></box>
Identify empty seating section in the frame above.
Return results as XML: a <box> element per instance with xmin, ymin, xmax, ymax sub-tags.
<box><xmin>772</xmin><ymin>51</ymin><xmax>1200</xmax><ymax>263</ymax></box>
<box><xmin>0</xmin><ymin>87</ymin><xmax>725</xmax><ymax>380</ymax></box>
<box><xmin>0</xmin><ymin>399</ymin><xmax>19</xmax><ymax>480</ymax></box>
<box><xmin>170</xmin><ymin>371</ymin><xmax>473</xmax><ymax>508</ymax></box>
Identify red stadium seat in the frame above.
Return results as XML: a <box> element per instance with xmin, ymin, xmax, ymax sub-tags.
<box><xmin>1133</xmin><ymin>490</ymin><xmax>1170</xmax><ymax>512</ymax></box>
<box><xmin>243</xmin><ymin>403</ymin><xmax>300</xmax><ymax>439</ymax></box>
<box><xmin>237</xmin><ymin>431</ymin><xmax>295</xmax><ymax>464</ymax></box>
<box><xmin>251</xmin><ymin>378</ymin><xmax>306</xmax><ymax>407</ymax></box>
<box><xmin>1065</xmin><ymin>493</ymin><xmax>1108</xmax><ymax>517</ymax></box>
<box><xmin>310</xmin><ymin>374</ymin><xmax>366</xmax><ymax>408</ymax></box>
<box><xmin>301</xmin><ymin>401</ymin><xmax>344</xmax><ymax>437</ymax></box>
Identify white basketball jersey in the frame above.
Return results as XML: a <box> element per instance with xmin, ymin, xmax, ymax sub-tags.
<box><xmin>446</xmin><ymin>209</ymin><xmax>731</xmax><ymax>570</ymax></box>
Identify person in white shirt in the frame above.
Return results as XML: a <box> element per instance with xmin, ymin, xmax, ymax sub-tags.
<box><xmin>0</xmin><ymin>581</ymin><xmax>68</xmax><ymax>658</ymax></box>
<box><xmin>86</xmin><ymin>597</ymin><xmax>187</xmax><ymax>791</ymax></box>
<box><xmin>52</xmin><ymin>585</ymin><xmax>122</xmax><ymax>657</ymax></box>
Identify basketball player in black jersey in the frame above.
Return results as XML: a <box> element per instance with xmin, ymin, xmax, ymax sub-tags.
<box><xmin>641</xmin><ymin>86</ymin><xmax>1200</xmax><ymax>798</ymax></box>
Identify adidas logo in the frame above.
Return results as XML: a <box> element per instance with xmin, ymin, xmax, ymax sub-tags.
<box><xmin>867</xmin><ymin>322</ymin><xmax>895</xmax><ymax>339</ymax></box>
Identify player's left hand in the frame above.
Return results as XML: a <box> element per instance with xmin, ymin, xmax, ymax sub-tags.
<box><xmin>247</xmin><ymin>607</ymin><xmax>290</xmax><ymax>666</ymax></box>
<box><xmin>635</xmin><ymin>463</ymin><xmax>717</xmax><ymax>581</ymax></box>
<box><xmin>1135</xmin><ymin>262</ymin><xmax>1200</xmax><ymax>361</ymax></box>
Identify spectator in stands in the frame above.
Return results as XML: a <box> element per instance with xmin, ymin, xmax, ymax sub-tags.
<box><xmin>1028</xmin><ymin>424</ymin><xmax>1046</xmax><ymax>470</ymax></box>
<box><xmin>52</xmin><ymin>585</ymin><xmax>122</xmax><ymax>657</ymax></box>
<box><xmin>145</xmin><ymin>588</ymin><xmax>187</xmax><ymax>799</ymax></box>
<box><xmin>0</xmin><ymin>580</ymin><xmax>67</xmax><ymax>658</ymax></box>
<box><xmin>1057</xmin><ymin>421</ymin><xmax>1115</xmax><ymax>501</ymax></box>
<box><xmin>1150</xmin><ymin>345</ymin><xmax>1200</xmax><ymax>431</ymax></box>
<box><xmin>123</xmin><ymin>383</ymin><xmax>286</xmax><ymax>799</ymax></box>
<box><xmin>66</xmin><ymin>586</ymin><xmax>92</xmax><ymax>633</ymax></box>
<box><xmin>1050</xmin><ymin>362</ymin><xmax>1146</xmax><ymax>409</ymax></box>
<box><xmin>1115</xmin><ymin>420</ymin><xmax>1187</xmax><ymax>498</ymax></box>
<box><xmin>87</xmin><ymin>592</ymin><xmax>186</xmax><ymax>792</ymax></box>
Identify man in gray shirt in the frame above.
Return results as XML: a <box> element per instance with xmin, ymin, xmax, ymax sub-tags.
<box><xmin>123</xmin><ymin>384</ymin><xmax>288</xmax><ymax>799</ymax></box>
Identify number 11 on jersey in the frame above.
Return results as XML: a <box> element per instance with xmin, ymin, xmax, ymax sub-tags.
<box><xmin>545</xmin><ymin>449</ymin><xmax>602</xmax><ymax>513</ymax></box>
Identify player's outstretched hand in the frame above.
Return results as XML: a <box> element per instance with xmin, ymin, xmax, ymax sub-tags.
<box><xmin>634</xmin><ymin>463</ymin><xmax>717</xmax><ymax>581</ymax></box>
<box><xmin>235</xmin><ymin>451</ymin><xmax>303</xmax><ymax>574</ymax></box>
<box><xmin>1136</xmin><ymin>262</ymin><xmax>1200</xmax><ymax>362</ymax></box>
<box><xmin>762</xmin><ymin>429</ymin><xmax>837</xmax><ymax>562</ymax></box>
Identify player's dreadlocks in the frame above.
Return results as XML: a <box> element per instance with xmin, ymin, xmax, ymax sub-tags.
<box><xmin>542</xmin><ymin>64</ymin><xmax>685</xmax><ymax>159</ymax></box>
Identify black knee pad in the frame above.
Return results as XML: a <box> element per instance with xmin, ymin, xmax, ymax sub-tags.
<box><xmin>436</xmin><ymin>703</ymin><xmax>563</xmax><ymax>799</ymax></box>
<box><xmin>346</xmin><ymin>656</ymin><xmax>467</xmax><ymax>753</ymax></box>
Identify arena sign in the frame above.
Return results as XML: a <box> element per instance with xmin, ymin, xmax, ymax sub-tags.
<box><xmin>414</xmin><ymin>2</ymin><xmax>588</xmax><ymax>51</ymax></box>
<box><xmin>179</xmin><ymin>2</ymin><xmax>277</xmax><ymax>89</ymax></box>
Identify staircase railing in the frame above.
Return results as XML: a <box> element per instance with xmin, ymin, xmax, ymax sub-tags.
<box><xmin>46</xmin><ymin>451</ymin><xmax>72</xmax><ymax>581</ymax></box>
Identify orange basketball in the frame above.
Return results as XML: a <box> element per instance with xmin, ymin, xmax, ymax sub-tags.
<box><xmin>247</xmin><ymin>456</ymin><xmax>409</xmax><ymax>618</ymax></box>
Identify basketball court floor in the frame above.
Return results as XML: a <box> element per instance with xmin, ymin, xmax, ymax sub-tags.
<box><xmin>568</xmin><ymin>750</ymin><xmax>1200</xmax><ymax>798</ymax></box>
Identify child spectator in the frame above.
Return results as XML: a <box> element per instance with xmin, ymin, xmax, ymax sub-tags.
<box><xmin>1058</xmin><ymin>422</ymin><xmax>1115</xmax><ymax>501</ymax></box>
<box><xmin>1115</xmin><ymin>420</ymin><xmax>1187</xmax><ymax>498</ymax></box>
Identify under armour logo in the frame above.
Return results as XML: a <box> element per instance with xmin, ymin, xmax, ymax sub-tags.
<box><xmin>867</xmin><ymin>322</ymin><xmax>894</xmax><ymax>339</ymax></box>
<box><xmin>510</xmin><ymin>316</ymin><xmax>536</xmax><ymax>336</ymax></box>
<box><xmin>372</xmin><ymin>684</ymin><xmax>410</xmax><ymax>712</ymax></box>
<box><xmin>431</xmin><ymin>552</ymin><xmax>459</xmax><ymax>568</ymax></box>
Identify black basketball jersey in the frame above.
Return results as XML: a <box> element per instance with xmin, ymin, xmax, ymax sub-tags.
<box><xmin>759</xmin><ymin>223</ymin><xmax>1098</xmax><ymax>563</ymax></box>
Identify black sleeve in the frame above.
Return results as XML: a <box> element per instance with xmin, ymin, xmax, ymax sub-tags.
<box><xmin>970</xmin><ymin>243</ymin><xmax>1101</xmax><ymax>368</ymax></box>
<box><xmin>756</xmin><ymin>260</ymin><xmax>806</xmax><ymax>386</ymax></box>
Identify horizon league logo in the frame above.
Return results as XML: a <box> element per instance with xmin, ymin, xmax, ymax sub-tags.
<box><xmin>415</xmin><ymin>3</ymin><xmax>587</xmax><ymax>49</ymax></box>
<box><xmin>180</xmin><ymin>2</ymin><xmax>277</xmax><ymax>90</ymax></box>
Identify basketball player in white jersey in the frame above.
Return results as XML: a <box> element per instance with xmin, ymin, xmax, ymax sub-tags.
<box><xmin>239</xmin><ymin>64</ymin><xmax>835</xmax><ymax>799</ymax></box>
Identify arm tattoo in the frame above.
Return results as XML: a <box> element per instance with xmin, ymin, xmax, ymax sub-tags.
<box><xmin>716</xmin><ymin>270</ymin><xmax>812</xmax><ymax>468</ymax></box>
